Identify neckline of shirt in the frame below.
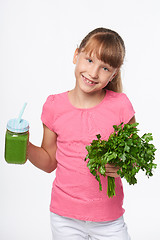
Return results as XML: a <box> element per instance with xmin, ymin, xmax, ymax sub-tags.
<box><xmin>65</xmin><ymin>90</ymin><xmax>109</xmax><ymax>111</ymax></box>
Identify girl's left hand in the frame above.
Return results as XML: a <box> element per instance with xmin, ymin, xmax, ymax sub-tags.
<box><xmin>105</xmin><ymin>163</ymin><xmax>120</xmax><ymax>178</ymax></box>
<box><xmin>105</xmin><ymin>116</ymin><xmax>136</xmax><ymax>178</ymax></box>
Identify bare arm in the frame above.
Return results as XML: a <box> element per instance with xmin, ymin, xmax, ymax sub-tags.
<box><xmin>127</xmin><ymin>115</ymin><xmax>136</xmax><ymax>125</ymax></box>
<box><xmin>105</xmin><ymin>115</ymin><xmax>136</xmax><ymax>177</ymax></box>
<box><xmin>27</xmin><ymin>124</ymin><xmax>57</xmax><ymax>173</ymax></box>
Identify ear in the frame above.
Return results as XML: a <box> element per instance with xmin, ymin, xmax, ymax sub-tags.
<box><xmin>73</xmin><ymin>48</ymin><xmax>79</xmax><ymax>64</ymax></box>
<box><xmin>110</xmin><ymin>69</ymin><xmax>119</xmax><ymax>82</ymax></box>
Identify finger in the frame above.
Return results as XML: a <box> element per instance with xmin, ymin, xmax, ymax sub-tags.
<box><xmin>105</xmin><ymin>167</ymin><xmax>119</xmax><ymax>173</ymax></box>
<box><xmin>106</xmin><ymin>163</ymin><xmax>119</xmax><ymax>168</ymax></box>
<box><xmin>106</xmin><ymin>172</ymin><xmax>119</xmax><ymax>178</ymax></box>
<box><xmin>106</xmin><ymin>163</ymin><xmax>119</xmax><ymax>170</ymax></box>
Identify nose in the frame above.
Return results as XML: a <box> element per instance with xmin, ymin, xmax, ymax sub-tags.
<box><xmin>89</xmin><ymin>66</ymin><xmax>99</xmax><ymax>79</ymax></box>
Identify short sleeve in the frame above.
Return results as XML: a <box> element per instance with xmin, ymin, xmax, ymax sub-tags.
<box><xmin>41</xmin><ymin>95</ymin><xmax>55</xmax><ymax>131</ymax></box>
<box><xmin>120</xmin><ymin>93</ymin><xmax>135</xmax><ymax>124</ymax></box>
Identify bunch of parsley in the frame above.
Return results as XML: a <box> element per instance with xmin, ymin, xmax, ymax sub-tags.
<box><xmin>85</xmin><ymin>122</ymin><xmax>157</xmax><ymax>198</ymax></box>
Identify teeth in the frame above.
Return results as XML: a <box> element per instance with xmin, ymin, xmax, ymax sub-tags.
<box><xmin>83</xmin><ymin>75</ymin><xmax>95</xmax><ymax>84</ymax></box>
<box><xmin>86</xmin><ymin>79</ymin><xmax>93</xmax><ymax>84</ymax></box>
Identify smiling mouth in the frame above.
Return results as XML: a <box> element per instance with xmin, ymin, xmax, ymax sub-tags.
<box><xmin>82</xmin><ymin>75</ymin><xmax>98</xmax><ymax>85</ymax></box>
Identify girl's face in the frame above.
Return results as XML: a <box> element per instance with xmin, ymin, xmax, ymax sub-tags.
<box><xmin>73</xmin><ymin>49</ymin><xmax>118</xmax><ymax>94</ymax></box>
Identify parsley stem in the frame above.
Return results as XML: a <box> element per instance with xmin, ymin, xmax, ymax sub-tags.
<box><xmin>107</xmin><ymin>176</ymin><xmax>116</xmax><ymax>198</ymax></box>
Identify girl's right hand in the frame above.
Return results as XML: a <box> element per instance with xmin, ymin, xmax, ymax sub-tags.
<box><xmin>27</xmin><ymin>124</ymin><xmax>57</xmax><ymax>173</ymax></box>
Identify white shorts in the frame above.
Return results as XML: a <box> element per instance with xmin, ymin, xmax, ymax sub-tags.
<box><xmin>50</xmin><ymin>212</ymin><xmax>131</xmax><ymax>240</ymax></box>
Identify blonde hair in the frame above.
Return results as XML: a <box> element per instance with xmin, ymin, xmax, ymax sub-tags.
<box><xmin>78</xmin><ymin>28</ymin><xmax>125</xmax><ymax>93</ymax></box>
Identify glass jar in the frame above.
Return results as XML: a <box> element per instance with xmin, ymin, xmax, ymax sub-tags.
<box><xmin>5</xmin><ymin>118</ymin><xmax>29</xmax><ymax>164</ymax></box>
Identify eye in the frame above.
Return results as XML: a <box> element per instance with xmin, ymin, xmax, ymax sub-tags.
<box><xmin>87</xmin><ymin>58</ymin><xmax>92</xmax><ymax>63</ymax></box>
<box><xmin>103</xmin><ymin>67</ymin><xmax>109</xmax><ymax>71</ymax></box>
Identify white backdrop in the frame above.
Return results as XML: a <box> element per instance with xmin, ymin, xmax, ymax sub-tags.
<box><xmin>0</xmin><ymin>0</ymin><xmax>160</xmax><ymax>239</ymax></box>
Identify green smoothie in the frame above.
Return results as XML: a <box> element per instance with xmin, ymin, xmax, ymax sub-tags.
<box><xmin>5</xmin><ymin>130</ymin><xmax>28</xmax><ymax>164</ymax></box>
<box><xmin>5</xmin><ymin>118</ymin><xmax>29</xmax><ymax>164</ymax></box>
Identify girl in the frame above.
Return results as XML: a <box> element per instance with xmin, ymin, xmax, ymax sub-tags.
<box><xmin>28</xmin><ymin>27</ymin><xmax>135</xmax><ymax>240</ymax></box>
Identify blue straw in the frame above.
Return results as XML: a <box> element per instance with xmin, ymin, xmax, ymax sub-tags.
<box><xmin>17</xmin><ymin>102</ymin><xmax>27</xmax><ymax>124</ymax></box>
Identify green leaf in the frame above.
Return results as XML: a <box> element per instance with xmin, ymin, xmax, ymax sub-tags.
<box><xmin>96</xmin><ymin>134</ymin><xmax>101</xmax><ymax>140</ymax></box>
<box><xmin>90</xmin><ymin>169</ymin><xmax>97</xmax><ymax>176</ymax></box>
<box><xmin>124</xmin><ymin>144</ymin><xmax>130</xmax><ymax>152</ymax></box>
<box><xmin>107</xmin><ymin>152</ymin><xmax>117</xmax><ymax>161</ymax></box>
<box><xmin>121</xmin><ymin>153</ymin><xmax>126</xmax><ymax>162</ymax></box>
<box><xmin>142</xmin><ymin>133</ymin><xmax>153</xmax><ymax>142</ymax></box>
<box><xmin>99</xmin><ymin>166</ymin><xmax>106</xmax><ymax>175</ymax></box>
<box><xmin>84</xmin><ymin>122</ymin><xmax>157</xmax><ymax>198</ymax></box>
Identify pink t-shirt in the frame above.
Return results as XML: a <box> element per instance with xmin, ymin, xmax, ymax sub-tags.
<box><xmin>41</xmin><ymin>90</ymin><xmax>135</xmax><ymax>222</ymax></box>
